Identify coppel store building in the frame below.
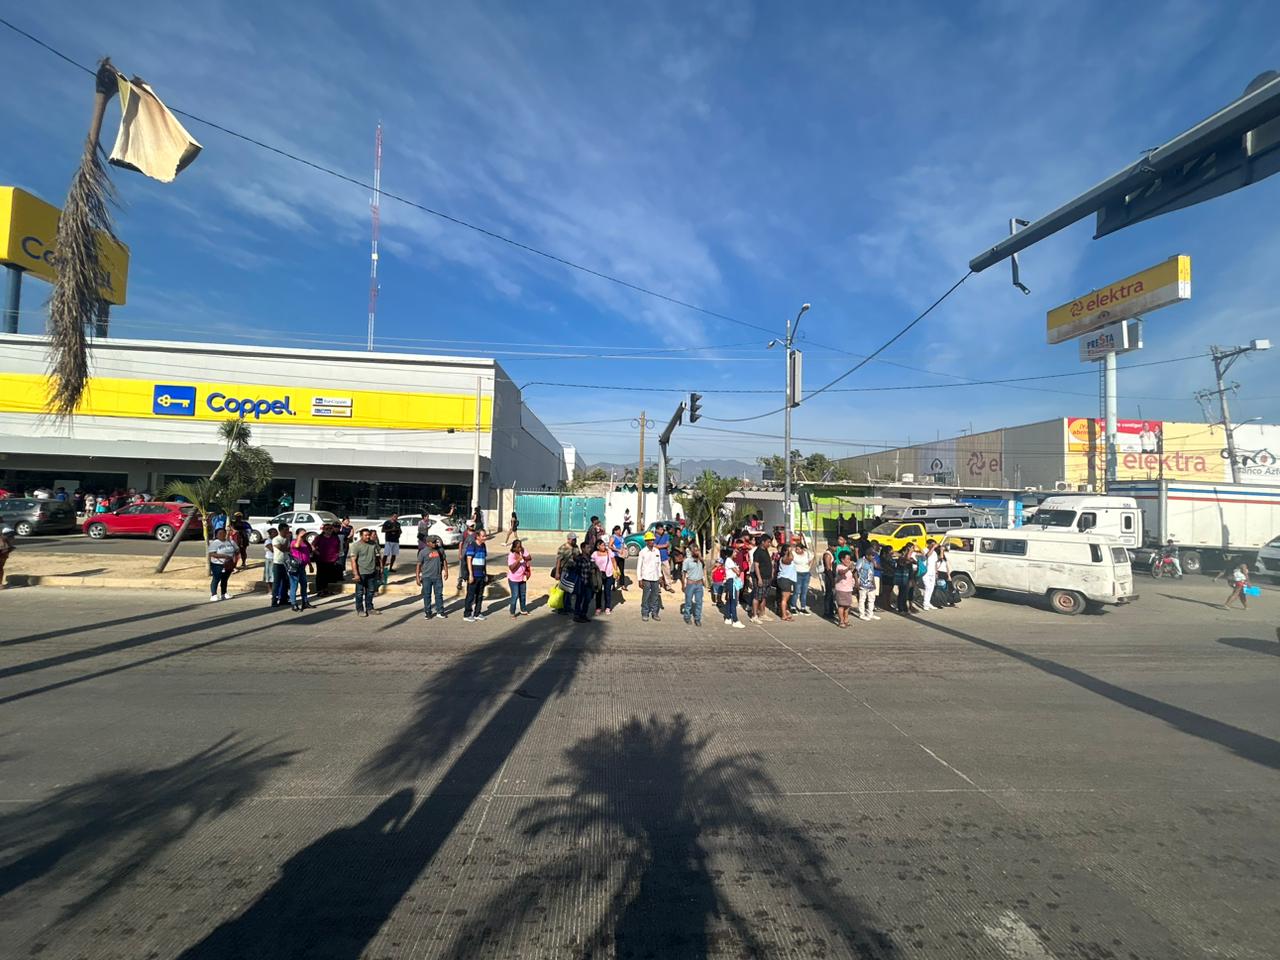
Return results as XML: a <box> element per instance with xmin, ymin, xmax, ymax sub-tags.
<box><xmin>0</xmin><ymin>333</ymin><xmax>566</xmax><ymax>516</ymax></box>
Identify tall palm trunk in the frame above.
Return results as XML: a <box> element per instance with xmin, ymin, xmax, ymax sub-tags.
<box><xmin>49</xmin><ymin>59</ymin><xmax>119</xmax><ymax>417</ymax></box>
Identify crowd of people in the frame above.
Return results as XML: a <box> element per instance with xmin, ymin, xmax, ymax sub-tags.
<box><xmin>0</xmin><ymin>484</ymin><xmax>160</xmax><ymax>515</ymax></box>
<box><xmin>199</xmin><ymin>502</ymin><xmax>972</xmax><ymax>629</ymax></box>
<box><xmin>522</xmin><ymin>516</ymin><xmax>963</xmax><ymax>630</ymax></box>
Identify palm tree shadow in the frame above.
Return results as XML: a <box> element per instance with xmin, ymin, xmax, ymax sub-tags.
<box><xmin>445</xmin><ymin>714</ymin><xmax>898</xmax><ymax>959</ymax></box>
<box><xmin>178</xmin><ymin>617</ymin><xmax>601</xmax><ymax>960</ymax></box>
<box><xmin>355</xmin><ymin>617</ymin><xmax>599</xmax><ymax>789</ymax></box>
<box><xmin>0</xmin><ymin>734</ymin><xmax>297</xmax><ymax>922</ymax></box>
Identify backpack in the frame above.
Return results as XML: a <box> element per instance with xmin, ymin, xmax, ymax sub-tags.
<box><xmin>711</xmin><ymin>564</ymin><xmax>725</xmax><ymax>584</ymax></box>
<box><xmin>916</xmin><ymin>556</ymin><xmax>927</xmax><ymax>578</ymax></box>
<box><xmin>283</xmin><ymin>552</ymin><xmax>301</xmax><ymax>575</ymax></box>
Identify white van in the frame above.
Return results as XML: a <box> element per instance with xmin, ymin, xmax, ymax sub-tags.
<box><xmin>1027</xmin><ymin>495</ymin><xmax>1142</xmax><ymax>549</ymax></box>
<box><xmin>942</xmin><ymin>527</ymin><xmax>1136</xmax><ymax>615</ymax></box>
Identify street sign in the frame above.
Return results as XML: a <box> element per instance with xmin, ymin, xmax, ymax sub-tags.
<box><xmin>1079</xmin><ymin>319</ymin><xmax>1143</xmax><ymax>362</ymax></box>
<box><xmin>1047</xmin><ymin>255</ymin><xmax>1189</xmax><ymax>344</ymax></box>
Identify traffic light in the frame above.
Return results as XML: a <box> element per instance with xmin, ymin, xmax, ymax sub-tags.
<box><xmin>688</xmin><ymin>392</ymin><xmax>702</xmax><ymax>423</ymax></box>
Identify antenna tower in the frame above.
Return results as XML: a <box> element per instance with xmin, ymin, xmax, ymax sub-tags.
<box><xmin>367</xmin><ymin>122</ymin><xmax>382</xmax><ymax>351</ymax></box>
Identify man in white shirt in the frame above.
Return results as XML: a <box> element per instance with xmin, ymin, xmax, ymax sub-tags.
<box><xmin>919</xmin><ymin>539</ymin><xmax>939</xmax><ymax>611</ymax></box>
<box><xmin>722</xmin><ymin>552</ymin><xmax>745</xmax><ymax>628</ymax></box>
<box><xmin>270</xmin><ymin>523</ymin><xmax>291</xmax><ymax>608</ymax></box>
<box><xmin>636</xmin><ymin>532</ymin><xmax>666</xmax><ymax>622</ymax></box>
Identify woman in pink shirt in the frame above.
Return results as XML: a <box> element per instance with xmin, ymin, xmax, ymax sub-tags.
<box><xmin>592</xmin><ymin>537</ymin><xmax>616</xmax><ymax>614</ymax></box>
<box><xmin>507</xmin><ymin>539</ymin><xmax>532</xmax><ymax>617</ymax></box>
<box><xmin>288</xmin><ymin>528</ymin><xmax>315</xmax><ymax>612</ymax></box>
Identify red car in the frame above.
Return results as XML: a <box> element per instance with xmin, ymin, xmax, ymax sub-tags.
<box><xmin>83</xmin><ymin>502</ymin><xmax>201</xmax><ymax>542</ymax></box>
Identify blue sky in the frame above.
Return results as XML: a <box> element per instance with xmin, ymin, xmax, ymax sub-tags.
<box><xmin>3</xmin><ymin>1</ymin><xmax>1279</xmax><ymax>466</ymax></box>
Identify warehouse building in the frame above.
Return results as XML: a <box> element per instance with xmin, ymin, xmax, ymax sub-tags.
<box><xmin>0</xmin><ymin>333</ymin><xmax>566</xmax><ymax>515</ymax></box>
<box><xmin>836</xmin><ymin>417</ymin><xmax>1280</xmax><ymax>491</ymax></box>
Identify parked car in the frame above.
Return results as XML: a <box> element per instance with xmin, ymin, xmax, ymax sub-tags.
<box><xmin>383</xmin><ymin>514</ymin><xmax>462</xmax><ymax>548</ymax></box>
<box><xmin>249</xmin><ymin>510</ymin><xmax>341</xmax><ymax>543</ymax></box>
<box><xmin>941</xmin><ymin>527</ymin><xmax>1137</xmax><ymax>615</ymax></box>
<box><xmin>83</xmin><ymin>502</ymin><xmax>200</xmax><ymax>542</ymax></box>
<box><xmin>1255</xmin><ymin>534</ymin><xmax>1280</xmax><ymax>584</ymax></box>
<box><xmin>0</xmin><ymin>497</ymin><xmax>79</xmax><ymax>536</ymax></box>
<box><xmin>623</xmin><ymin>520</ymin><xmax>683</xmax><ymax>556</ymax></box>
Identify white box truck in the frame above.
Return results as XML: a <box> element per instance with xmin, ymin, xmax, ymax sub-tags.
<box><xmin>1023</xmin><ymin>494</ymin><xmax>1143</xmax><ymax>548</ymax></box>
<box><xmin>1108</xmin><ymin>479</ymin><xmax>1280</xmax><ymax>574</ymax></box>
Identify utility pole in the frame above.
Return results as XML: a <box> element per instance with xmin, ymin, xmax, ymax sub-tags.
<box><xmin>1104</xmin><ymin>348</ymin><xmax>1118</xmax><ymax>488</ymax></box>
<box><xmin>1198</xmin><ymin>340</ymin><xmax>1272</xmax><ymax>482</ymax></box>
<box><xmin>635</xmin><ymin>411</ymin><xmax>648</xmax><ymax>528</ymax></box>
<box><xmin>471</xmin><ymin>376</ymin><xmax>482</xmax><ymax>516</ymax></box>
<box><xmin>367</xmin><ymin>122</ymin><xmax>382</xmax><ymax>351</ymax></box>
<box><xmin>771</xmin><ymin>303</ymin><xmax>809</xmax><ymax>535</ymax></box>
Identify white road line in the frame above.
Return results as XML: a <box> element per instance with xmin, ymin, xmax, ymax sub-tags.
<box><xmin>464</xmin><ymin>753</ymin><xmax>513</xmax><ymax>861</ymax></box>
<box><xmin>983</xmin><ymin>910</ymin><xmax>1058</xmax><ymax>959</ymax></box>
<box><xmin>752</xmin><ymin>620</ymin><xmax>981</xmax><ymax>788</ymax></box>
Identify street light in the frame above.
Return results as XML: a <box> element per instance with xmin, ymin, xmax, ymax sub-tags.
<box><xmin>782</xmin><ymin>303</ymin><xmax>810</xmax><ymax>536</ymax></box>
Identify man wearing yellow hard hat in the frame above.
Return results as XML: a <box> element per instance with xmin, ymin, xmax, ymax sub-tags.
<box><xmin>636</xmin><ymin>530</ymin><xmax>666</xmax><ymax>621</ymax></box>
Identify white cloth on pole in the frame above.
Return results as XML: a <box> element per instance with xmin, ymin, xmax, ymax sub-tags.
<box><xmin>108</xmin><ymin>75</ymin><xmax>202</xmax><ymax>182</ymax></box>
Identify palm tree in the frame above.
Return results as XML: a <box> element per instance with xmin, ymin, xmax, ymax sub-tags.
<box><xmin>682</xmin><ymin>471</ymin><xmax>739</xmax><ymax>550</ymax></box>
<box><xmin>212</xmin><ymin>420</ymin><xmax>274</xmax><ymax>509</ymax></box>
<box><xmin>154</xmin><ymin>419</ymin><xmax>274</xmax><ymax>571</ymax></box>
<box><xmin>158</xmin><ymin>478</ymin><xmax>219</xmax><ymax>544</ymax></box>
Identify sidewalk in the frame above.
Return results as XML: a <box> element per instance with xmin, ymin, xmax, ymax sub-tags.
<box><xmin>1</xmin><ymin>551</ymin><xmax>548</xmax><ymax>600</ymax></box>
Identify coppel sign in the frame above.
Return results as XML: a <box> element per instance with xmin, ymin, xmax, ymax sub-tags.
<box><xmin>207</xmin><ymin>391</ymin><xmax>298</xmax><ymax>419</ymax></box>
<box><xmin>0</xmin><ymin>186</ymin><xmax>130</xmax><ymax>305</ymax></box>
<box><xmin>151</xmin><ymin>384</ymin><xmax>298</xmax><ymax>419</ymax></box>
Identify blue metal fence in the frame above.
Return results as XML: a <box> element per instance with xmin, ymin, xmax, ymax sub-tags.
<box><xmin>513</xmin><ymin>492</ymin><xmax>606</xmax><ymax>531</ymax></box>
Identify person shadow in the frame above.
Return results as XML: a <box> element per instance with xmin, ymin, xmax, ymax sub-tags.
<box><xmin>175</xmin><ymin>790</ymin><xmax>415</xmax><ymax>959</ymax></box>
<box><xmin>1217</xmin><ymin>636</ymin><xmax>1280</xmax><ymax>657</ymax></box>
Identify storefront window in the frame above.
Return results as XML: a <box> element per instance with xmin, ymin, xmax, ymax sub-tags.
<box><xmin>0</xmin><ymin>469</ymin><xmax>128</xmax><ymax>496</ymax></box>
<box><xmin>156</xmin><ymin>475</ymin><xmax>295</xmax><ymax>516</ymax></box>
<box><xmin>316</xmin><ymin>480</ymin><xmax>469</xmax><ymax>519</ymax></box>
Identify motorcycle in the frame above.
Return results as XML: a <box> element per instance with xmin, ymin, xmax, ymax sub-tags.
<box><xmin>1150</xmin><ymin>554</ymin><xmax>1183</xmax><ymax>579</ymax></box>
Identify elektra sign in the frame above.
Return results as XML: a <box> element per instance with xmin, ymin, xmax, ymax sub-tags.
<box><xmin>207</xmin><ymin>391</ymin><xmax>297</xmax><ymax>419</ymax></box>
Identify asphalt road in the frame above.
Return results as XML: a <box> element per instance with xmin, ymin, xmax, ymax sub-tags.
<box><xmin>11</xmin><ymin>532</ymin><xmax>212</xmax><ymax>558</ymax></box>
<box><xmin>1</xmin><ymin>578</ymin><xmax>1276</xmax><ymax>959</ymax></box>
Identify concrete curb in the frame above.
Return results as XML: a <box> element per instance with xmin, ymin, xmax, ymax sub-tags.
<box><xmin>2</xmin><ymin>573</ymin><xmax>551</xmax><ymax>601</ymax></box>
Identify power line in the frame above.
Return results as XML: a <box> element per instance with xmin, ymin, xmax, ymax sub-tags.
<box><xmin>0</xmin><ymin>15</ymin><xmax>778</xmax><ymax>340</ymax></box>
<box><xmin>804</xmin><ymin>272</ymin><xmax>973</xmax><ymax>402</ymax></box>
<box><xmin>702</xmin><ymin>271</ymin><xmax>971</xmax><ymax>423</ymax></box>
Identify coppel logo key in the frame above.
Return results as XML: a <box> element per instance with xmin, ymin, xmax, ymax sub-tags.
<box><xmin>153</xmin><ymin>384</ymin><xmax>197</xmax><ymax>416</ymax></box>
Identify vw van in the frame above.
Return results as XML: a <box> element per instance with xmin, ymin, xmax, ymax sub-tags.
<box><xmin>942</xmin><ymin>527</ymin><xmax>1136</xmax><ymax>615</ymax></box>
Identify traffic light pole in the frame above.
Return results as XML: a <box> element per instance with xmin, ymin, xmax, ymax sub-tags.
<box><xmin>657</xmin><ymin>402</ymin><xmax>686</xmax><ymax>520</ymax></box>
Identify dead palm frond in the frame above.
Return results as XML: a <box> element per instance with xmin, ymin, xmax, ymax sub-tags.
<box><xmin>47</xmin><ymin>59</ymin><xmax>120</xmax><ymax>418</ymax></box>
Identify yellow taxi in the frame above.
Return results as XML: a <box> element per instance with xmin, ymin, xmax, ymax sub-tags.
<box><xmin>866</xmin><ymin>520</ymin><xmax>932</xmax><ymax>552</ymax></box>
